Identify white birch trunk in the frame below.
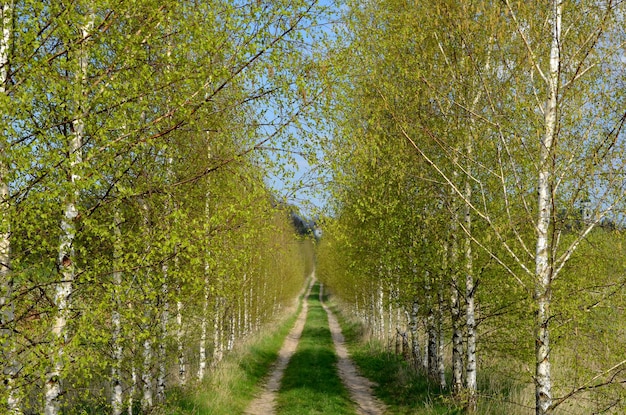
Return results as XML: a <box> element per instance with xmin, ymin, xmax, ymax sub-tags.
<box><xmin>243</xmin><ymin>273</ymin><xmax>249</xmax><ymax>336</ymax></box>
<box><xmin>262</xmin><ymin>278</ymin><xmax>268</xmax><ymax>322</ymax></box>
<box><xmin>409</xmin><ymin>299</ymin><xmax>421</xmax><ymax>371</ymax></box>
<box><xmin>426</xmin><ymin>272</ymin><xmax>438</xmax><ymax>380</ymax></box>
<box><xmin>449</xmin><ymin>212</ymin><xmax>464</xmax><ymax>395</ymax></box>
<box><xmin>45</xmin><ymin>15</ymin><xmax>92</xmax><ymax>415</ymax></box>
<box><xmin>111</xmin><ymin>209</ymin><xmax>123</xmax><ymax>415</ymax></box>
<box><xmin>227</xmin><ymin>311</ymin><xmax>235</xmax><ymax>352</ymax></box>
<box><xmin>0</xmin><ymin>3</ymin><xmax>18</xmax><ymax>412</ymax></box>
<box><xmin>535</xmin><ymin>2</ymin><xmax>561</xmax><ymax>414</ymax></box>
<box><xmin>156</xmin><ymin>275</ymin><xmax>168</xmax><ymax>403</ymax></box>
<box><xmin>212</xmin><ymin>297</ymin><xmax>223</xmax><ymax>366</ymax></box>
<box><xmin>237</xmin><ymin>296</ymin><xmax>242</xmax><ymax>338</ymax></box>
<box><xmin>127</xmin><ymin>363</ymin><xmax>136</xmax><ymax>415</ymax></box>
<box><xmin>255</xmin><ymin>286</ymin><xmax>261</xmax><ymax>331</ymax></box>
<box><xmin>200</xmin><ymin>143</ymin><xmax>212</xmax><ymax>375</ymax></box>
<box><xmin>198</xmin><ymin>277</ymin><xmax>209</xmax><ymax>381</ymax></box>
<box><xmin>156</xmin><ymin>154</ymin><xmax>174</xmax><ymax>401</ymax></box>
<box><xmin>437</xmin><ymin>287</ymin><xmax>446</xmax><ymax>390</ymax></box>
<box><xmin>465</xmin><ymin>137</ymin><xmax>477</xmax><ymax>411</ymax></box>
<box><xmin>140</xmin><ymin>203</ymin><xmax>152</xmax><ymax>411</ymax></box>
<box><xmin>141</xmin><ymin>335</ymin><xmax>152</xmax><ymax>411</ymax></box>
<box><xmin>376</xmin><ymin>282</ymin><xmax>385</xmax><ymax>340</ymax></box>
<box><xmin>248</xmin><ymin>279</ymin><xmax>253</xmax><ymax>335</ymax></box>
<box><xmin>427</xmin><ymin>309</ymin><xmax>437</xmax><ymax>380</ymax></box>
<box><xmin>176</xmin><ymin>296</ymin><xmax>186</xmax><ymax>385</ymax></box>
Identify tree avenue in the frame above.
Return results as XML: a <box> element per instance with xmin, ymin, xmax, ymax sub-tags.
<box><xmin>318</xmin><ymin>0</ymin><xmax>626</xmax><ymax>414</ymax></box>
<box><xmin>2</xmin><ymin>0</ymin><xmax>626</xmax><ymax>414</ymax></box>
<box><xmin>0</xmin><ymin>0</ymin><xmax>328</xmax><ymax>414</ymax></box>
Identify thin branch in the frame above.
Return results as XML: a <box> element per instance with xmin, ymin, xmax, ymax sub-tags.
<box><xmin>503</xmin><ymin>0</ymin><xmax>548</xmax><ymax>84</ymax></box>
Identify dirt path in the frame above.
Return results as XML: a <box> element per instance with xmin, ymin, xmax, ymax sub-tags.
<box><xmin>319</xmin><ymin>283</ymin><xmax>387</xmax><ymax>415</ymax></box>
<box><xmin>244</xmin><ymin>278</ymin><xmax>315</xmax><ymax>415</ymax></box>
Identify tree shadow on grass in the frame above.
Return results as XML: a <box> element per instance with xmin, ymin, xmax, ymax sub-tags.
<box><xmin>277</xmin><ymin>284</ymin><xmax>357</xmax><ymax>415</ymax></box>
<box><xmin>277</xmin><ymin>345</ymin><xmax>357</xmax><ymax>415</ymax></box>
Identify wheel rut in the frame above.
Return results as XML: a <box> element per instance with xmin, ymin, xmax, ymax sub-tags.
<box><xmin>244</xmin><ymin>278</ymin><xmax>314</xmax><ymax>415</ymax></box>
<box><xmin>319</xmin><ymin>283</ymin><xmax>387</xmax><ymax>415</ymax></box>
<box><xmin>245</xmin><ymin>276</ymin><xmax>386</xmax><ymax>415</ymax></box>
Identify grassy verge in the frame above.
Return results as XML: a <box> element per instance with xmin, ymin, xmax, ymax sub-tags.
<box><xmin>276</xmin><ymin>283</ymin><xmax>357</xmax><ymax>415</ymax></box>
<box><xmin>162</xmin><ymin>291</ymin><xmax>305</xmax><ymax>415</ymax></box>
<box><xmin>329</xmin><ymin>300</ymin><xmax>462</xmax><ymax>415</ymax></box>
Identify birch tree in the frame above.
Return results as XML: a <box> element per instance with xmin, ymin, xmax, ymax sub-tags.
<box><xmin>0</xmin><ymin>0</ymin><xmax>332</xmax><ymax>412</ymax></box>
<box><xmin>45</xmin><ymin>9</ymin><xmax>93</xmax><ymax>414</ymax></box>
<box><xmin>0</xmin><ymin>1</ymin><xmax>18</xmax><ymax>412</ymax></box>
<box><xmin>321</xmin><ymin>0</ymin><xmax>626</xmax><ymax>413</ymax></box>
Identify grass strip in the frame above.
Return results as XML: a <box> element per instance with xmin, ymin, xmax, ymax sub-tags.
<box><xmin>330</xmin><ymin>301</ymin><xmax>462</xmax><ymax>415</ymax></box>
<box><xmin>276</xmin><ymin>283</ymin><xmax>357</xmax><ymax>415</ymax></box>
<box><xmin>163</xmin><ymin>292</ymin><xmax>306</xmax><ymax>415</ymax></box>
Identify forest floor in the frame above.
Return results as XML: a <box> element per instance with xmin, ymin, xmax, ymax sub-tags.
<box><xmin>244</xmin><ymin>277</ymin><xmax>386</xmax><ymax>415</ymax></box>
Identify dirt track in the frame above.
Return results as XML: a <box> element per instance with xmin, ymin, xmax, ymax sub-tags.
<box><xmin>319</xmin><ymin>283</ymin><xmax>387</xmax><ymax>415</ymax></box>
<box><xmin>244</xmin><ymin>278</ymin><xmax>314</xmax><ymax>415</ymax></box>
<box><xmin>244</xmin><ymin>276</ymin><xmax>386</xmax><ymax>415</ymax></box>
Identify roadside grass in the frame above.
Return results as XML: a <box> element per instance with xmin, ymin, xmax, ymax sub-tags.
<box><xmin>162</xmin><ymin>290</ymin><xmax>305</xmax><ymax>415</ymax></box>
<box><xmin>276</xmin><ymin>283</ymin><xmax>358</xmax><ymax>415</ymax></box>
<box><xmin>329</xmin><ymin>300</ymin><xmax>463</xmax><ymax>415</ymax></box>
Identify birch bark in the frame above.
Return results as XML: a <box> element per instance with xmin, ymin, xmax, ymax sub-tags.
<box><xmin>140</xmin><ymin>202</ymin><xmax>153</xmax><ymax>412</ymax></box>
<box><xmin>0</xmin><ymin>2</ymin><xmax>18</xmax><ymax>413</ymax></box>
<box><xmin>464</xmin><ymin>36</ymin><xmax>490</xmax><ymax>410</ymax></box>
<box><xmin>45</xmin><ymin>14</ymin><xmax>93</xmax><ymax>415</ymax></box>
<box><xmin>111</xmin><ymin>209</ymin><xmax>123</xmax><ymax>415</ymax></box>
<box><xmin>227</xmin><ymin>311</ymin><xmax>235</xmax><ymax>352</ymax></box>
<box><xmin>141</xmin><ymin>312</ymin><xmax>153</xmax><ymax>410</ymax></box>
<box><xmin>177</xmin><ymin>293</ymin><xmax>186</xmax><ymax>385</ymax></box>
<box><xmin>127</xmin><ymin>362</ymin><xmax>136</xmax><ymax>415</ymax></box>
<box><xmin>408</xmin><ymin>299</ymin><xmax>422</xmax><ymax>371</ymax></box>
<box><xmin>449</xmin><ymin>185</ymin><xmax>464</xmax><ymax>395</ymax></box>
<box><xmin>212</xmin><ymin>296</ymin><xmax>223</xmax><ymax>366</ymax></box>
<box><xmin>199</xmin><ymin>141</ymin><xmax>212</xmax><ymax>379</ymax></box>
<box><xmin>535</xmin><ymin>1</ymin><xmax>561</xmax><ymax>414</ymax></box>
<box><xmin>157</xmin><ymin>273</ymin><xmax>168</xmax><ymax>402</ymax></box>
<box><xmin>464</xmin><ymin>142</ymin><xmax>477</xmax><ymax>411</ymax></box>
<box><xmin>198</xmin><ymin>273</ymin><xmax>209</xmax><ymax>380</ymax></box>
<box><xmin>437</xmin><ymin>286</ymin><xmax>446</xmax><ymax>389</ymax></box>
<box><xmin>426</xmin><ymin>272</ymin><xmax>438</xmax><ymax>380</ymax></box>
<box><xmin>157</xmin><ymin>156</ymin><xmax>174</xmax><ymax>402</ymax></box>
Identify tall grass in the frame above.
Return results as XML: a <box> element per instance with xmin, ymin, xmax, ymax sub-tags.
<box><xmin>331</xmin><ymin>303</ymin><xmax>462</xmax><ymax>415</ymax></box>
<box><xmin>162</xmin><ymin>291</ymin><xmax>305</xmax><ymax>415</ymax></box>
<box><xmin>329</xmin><ymin>299</ymin><xmax>606</xmax><ymax>415</ymax></box>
